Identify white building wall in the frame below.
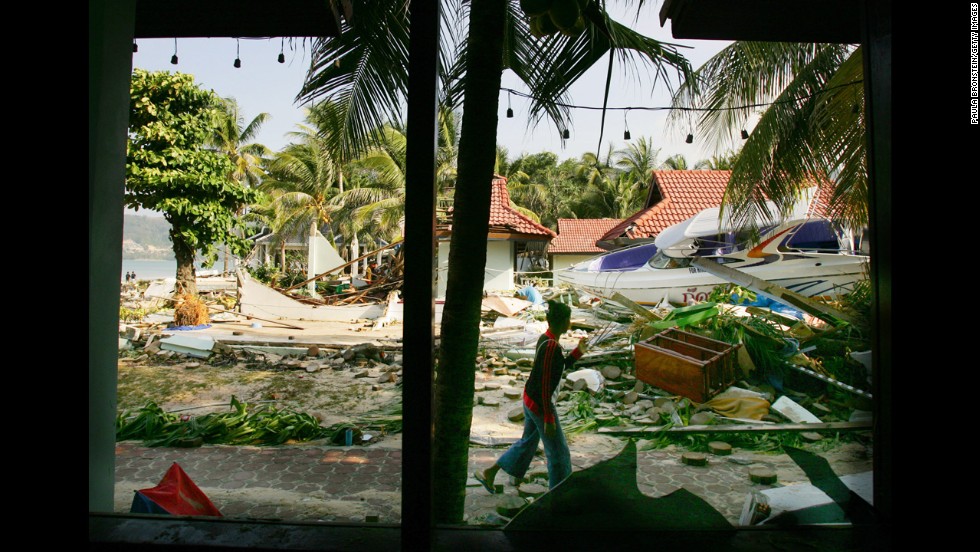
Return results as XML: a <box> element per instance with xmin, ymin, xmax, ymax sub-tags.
<box><xmin>436</xmin><ymin>239</ymin><xmax>515</xmax><ymax>299</ymax></box>
<box><xmin>484</xmin><ymin>240</ymin><xmax>514</xmax><ymax>293</ymax></box>
<box><xmin>552</xmin><ymin>254</ymin><xmax>597</xmax><ymax>272</ymax></box>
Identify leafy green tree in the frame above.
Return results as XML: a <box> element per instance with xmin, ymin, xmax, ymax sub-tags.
<box><xmin>670</xmin><ymin>42</ymin><xmax>864</xmax><ymax>229</ymax></box>
<box><xmin>298</xmin><ymin>0</ymin><xmax>692</xmax><ymax>523</ymax></box>
<box><xmin>125</xmin><ymin>69</ymin><xmax>259</xmax><ymax>295</ymax></box>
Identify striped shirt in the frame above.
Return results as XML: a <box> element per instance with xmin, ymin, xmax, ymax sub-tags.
<box><xmin>523</xmin><ymin>329</ymin><xmax>582</xmax><ymax>424</ymax></box>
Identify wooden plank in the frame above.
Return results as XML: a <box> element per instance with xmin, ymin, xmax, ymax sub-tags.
<box><xmin>609</xmin><ymin>292</ymin><xmax>661</xmax><ymax>321</ymax></box>
<box><xmin>597</xmin><ymin>421</ymin><xmax>871</xmax><ymax>435</ymax></box>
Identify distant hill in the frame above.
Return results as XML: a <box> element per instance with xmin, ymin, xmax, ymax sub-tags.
<box><xmin>123</xmin><ymin>214</ymin><xmax>173</xmax><ymax>260</ymax></box>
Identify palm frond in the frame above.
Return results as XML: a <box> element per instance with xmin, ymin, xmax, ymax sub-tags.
<box><xmin>300</xmin><ymin>1</ymin><xmax>412</xmax><ymax>161</ymax></box>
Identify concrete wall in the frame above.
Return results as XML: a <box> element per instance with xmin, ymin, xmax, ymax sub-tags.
<box><xmin>436</xmin><ymin>239</ymin><xmax>514</xmax><ymax>298</ymax></box>
<box><xmin>551</xmin><ymin>254</ymin><xmax>597</xmax><ymax>272</ymax></box>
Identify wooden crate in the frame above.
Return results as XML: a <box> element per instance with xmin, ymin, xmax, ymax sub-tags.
<box><xmin>633</xmin><ymin>328</ymin><xmax>740</xmax><ymax>403</ymax></box>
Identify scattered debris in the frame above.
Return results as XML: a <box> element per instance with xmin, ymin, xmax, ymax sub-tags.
<box><xmin>158</xmin><ymin>334</ymin><xmax>215</xmax><ymax>359</ymax></box>
<box><xmin>771</xmin><ymin>395</ymin><xmax>822</xmax><ymax>424</ymax></box>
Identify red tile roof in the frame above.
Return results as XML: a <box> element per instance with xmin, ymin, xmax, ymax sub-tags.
<box><xmin>487</xmin><ymin>175</ymin><xmax>556</xmax><ymax>238</ymax></box>
<box><xmin>439</xmin><ymin>175</ymin><xmax>556</xmax><ymax>239</ymax></box>
<box><xmin>600</xmin><ymin>170</ymin><xmax>836</xmax><ymax>243</ymax></box>
<box><xmin>547</xmin><ymin>218</ymin><xmax>623</xmax><ymax>254</ymax></box>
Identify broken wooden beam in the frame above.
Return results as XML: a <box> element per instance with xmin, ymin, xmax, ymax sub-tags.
<box><xmin>609</xmin><ymin>292</ymin><xmax>661</xmax><ymax>321</ymax></box>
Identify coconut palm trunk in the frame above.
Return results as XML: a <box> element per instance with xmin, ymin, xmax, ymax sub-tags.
<box><xmin>432</xmin><ymin>0</ymin><xmax>506</xmax><ymax>524</ymax></box>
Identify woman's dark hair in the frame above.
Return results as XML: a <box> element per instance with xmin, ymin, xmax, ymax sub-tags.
<box><xmin>545</xmin><ymin>300</ymin><xmax>571</xmax><ymax>328</ymax></box>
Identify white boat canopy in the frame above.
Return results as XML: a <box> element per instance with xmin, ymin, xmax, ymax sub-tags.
<box><xmin>654</xmin><ymin>188</ymin><xmax>819</xmax><ymax>249</ymax></box>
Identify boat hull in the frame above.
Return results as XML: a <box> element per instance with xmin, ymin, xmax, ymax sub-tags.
<box><xmin>555</xmin><ymin>254</ymin><xmax>867</xmax><ymax>306</ymax></box>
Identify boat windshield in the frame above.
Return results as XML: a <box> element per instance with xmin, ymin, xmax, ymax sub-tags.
<box><xmin>781</xmin><ymin>220</ymin><xmax>845</xmax><ymax>252</ymax></box>
<box><xmin>586</xmin><ymin>243</ymin><xmax>659</xmax><ymax>272</ymax></box>
<box><xmin>647</xmin><ymin>250</ymin><xmax>692</xmax><ymax>269</ymax></box>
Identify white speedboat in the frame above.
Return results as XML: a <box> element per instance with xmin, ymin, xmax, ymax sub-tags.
<box><xmin>555</xmin><ymin>199</ymin><xmax>868</xmax><ymax>306</ymax></box>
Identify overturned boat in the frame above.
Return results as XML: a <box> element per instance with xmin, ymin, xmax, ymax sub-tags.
<box><xmin>555</xmin><ymin>199</ymin><xmax>868</xmax><ymax>306</ymax></box>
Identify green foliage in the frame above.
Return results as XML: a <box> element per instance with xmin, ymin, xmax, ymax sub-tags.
<box><xmin>126</xmin><ymin>70</ymin><xmax>261</xmax><ymax>267</ymax></box>
<box><xmin>646</xmin><ymin>301</ymin><xmax>720</xmax><ymax>331</ymax></box>
<box><xmin>119</xmin><ymin>306</ymin><xmax>147</xmax><ymax>323</ymax></box>
<box><xmin>116</xmin><ymin>397</ymin><xmax>333</xmax><ymax>446</ymax></box>
<box><xmin>247</xmin><ymin>263</ymin><xmax>281</xmax><ymax>285</ymax></box>
<box><xmin>116</xmin><ymin>396</ymin><xmax>404</xmax><ymax>447</ymax></box>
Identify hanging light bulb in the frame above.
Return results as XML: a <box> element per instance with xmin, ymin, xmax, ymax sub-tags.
<box><xmin>741</xmin><ymin>129</ymin><xmax>749</xmax><ymax>140</ymax></box>
<box><xmin>562</xmin><ymin>129</ymin><xmax>570</xmax><ymax>139</ymax></box>
<box><xmin>171</xmin><ymin>38</ymin><xmax>178</xmax><ymax>65</ymax></box>
<box><xmin>506</xmin><ymin>91</ymin><xmax>513</xmax><ymax>118</ymax></box>
<box><xmin>234</xmin><ymin>38</ymin><xmax>241</xmax><ymax>68</ymax></box>
<box><xmin>623</xmin><ymin>110</ymin><xmax>631</xmax><ymax>140</ymax></box>
<box><xmin>278</xmin><ymin>38</ymin><xmax>286</xmax><ymax>63</ymax></box>
<box><xmin>685</xmin><ymin>134</ymin><xmax>693</xmax><ymax>144</ymax></box>
<box><xmin>624</xmin><ymin>129</ymin><xmax>631</xmax><ymax>140</ymax></box>
<box><xmin>132</xmin><ymin>42</ymin><xmax>138</xmax><ymax>53</ymax></box>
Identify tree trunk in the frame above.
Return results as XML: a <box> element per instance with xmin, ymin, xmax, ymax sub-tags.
<box><xmin>432</xmin><ymin>0</ymin><xmax>506</xmax><ymax>524</ymax></box>
<box><xmin>172</xmin><ymin>229</ymin><xmax>198</xmax><ymax>296</ymax></box>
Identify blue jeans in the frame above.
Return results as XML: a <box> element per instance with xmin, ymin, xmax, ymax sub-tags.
<box><xmin>496</xmin><ymin>402</ymin><xmax>571</xmax><ymax>489</ymax></box>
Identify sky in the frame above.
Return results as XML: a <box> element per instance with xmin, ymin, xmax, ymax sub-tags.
<box><xmin>129</xmin><ymin>3</ymin><xmax>737</xmax><ymax>180</ymax></box>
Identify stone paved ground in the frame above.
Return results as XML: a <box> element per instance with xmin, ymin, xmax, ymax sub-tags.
<box><xmin>114</xmin><ymin>437</ymin><xmax>873</xmax><ymax>526</ymax></box>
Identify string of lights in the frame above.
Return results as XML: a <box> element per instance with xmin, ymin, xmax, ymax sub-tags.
<box><xmin>499</xmin><ymin>79</ymin><xmax>863</xmax><ymax>114</ymax></box>
<box><xmin>501</xmin><ymin>78</ymin><xmax>862</xmax><ymax>151</ymax></box>
<box><xmin>134</xmin><ymin>37</ymin><xmax>296</xmax><ymax>66</ymax></box>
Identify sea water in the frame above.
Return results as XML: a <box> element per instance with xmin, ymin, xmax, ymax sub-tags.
<box><xmin>121</xmin><ymin>257</ymin><xmax>231</xmax><ymax>282</ymax></box>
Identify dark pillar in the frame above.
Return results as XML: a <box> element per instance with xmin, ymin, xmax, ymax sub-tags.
<box><xmin>403</xmin><ymin>0</ymin><xmax>439</xmax><ymax>548</ymax></box>
<box><xmin>861</xmin><ymin>0</ymin><xmax>891</xmax><ymax>524</ymax></box>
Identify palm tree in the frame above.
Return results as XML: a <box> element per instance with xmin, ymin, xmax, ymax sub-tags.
<box><xmin>210</xmin><ymin>98</ymin><xmax>272</xmax><ymax>274</ymax></box>
<box><xmin>331</xmin><ymin>123</ymin><xmax>408</xmax><ymax>246</ymax></box>
<box><xmin>615</xmin><ymin>135</ymin><xmax>661</xmax><ymax>185</ymax></box>
<box><xmin>670</xmin><ymin>42</ymin><xmax>864</xmax><ymax>230</ymax></box>
<box><xmin>242</xmin><ymin>189</ymin><xmax>308</xmax><ymax>272</ymax></box>
<box><xmin>694</xmin><ymin>150</ymin><xmax>739</xmax><ymax>170</ymax></box>
<box><xmin>297</xmin><ymin>0</ymin><xmax>693</xmax><ymax>523</ymax></box>
<box><xmin>660</xmin><ymin>153</ymin><xmax>689</xmax><ymax>170</ymax></box>
<box><xmin>260</xmin><ymin>123</ymin><xmax>344</xmax><ymax>272</ymax></box>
